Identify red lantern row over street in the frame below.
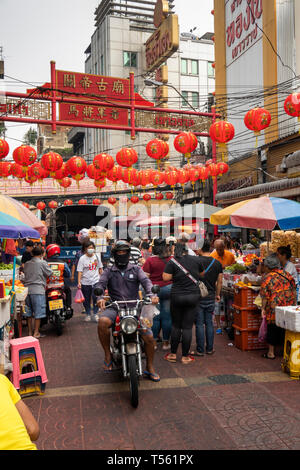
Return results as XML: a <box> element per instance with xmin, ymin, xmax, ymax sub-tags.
<box><xmin>48</xmin><ymin>200</ymin><xmax>58</xmax><ymax>209</ymax></box>
<box><xmin>93</xmin><ymin>153</ymin><xmax>114</xmax><ymax>172</ymax></box>
<box><xmin>41</xmin><ymin>151</ymin><xmax>63</xmax><ymax>177</ymax></box>
<box><xmin>0</xmin><ymin>139</ymin><xmax>9</xmax><ymax>159</ymax></box>
<box><xmin>36</xmin><ymin>202</ymin><xmax>46</xmax><ymax>210</ymax></box>
<box><xmin>174</xmin><ymin>132</ymin><xmax>198</xmax><ymax>162</ymax></box>
<box><xmin>116</xmin><ymin>148</ymin><xmax>138</xmax><ymax>168</ymax></box>
<box><xmin>78</xmin><ymin>199</ymin><xmax>87</xmax><ymax>205</ymax></box>
<box><xmin>13</xmin><ymin>145</ymin><xmax>37</xmax><ymax>171</ymax></box>
<box><xmin>64</xmin><ymin>199</ymin><xmax>73</xmax><ymax>206</ymax></box>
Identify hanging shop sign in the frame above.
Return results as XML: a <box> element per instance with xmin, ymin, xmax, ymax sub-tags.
<box><xmin>136</xmin><ymin>111</ymin><xmax>212</xmax><ymax>134</ymax></box>
<box><xmin>145</xmin><ymin>14</ymin><xmax>179</xmax><ymax>73</ymax></box>
<box><xmin>0</xmin><ymin>98</ymin><xmax>51</xmax><ymax>121</ymax></box>
<box><xmin>226</xmin><ymin>0</ymin><xmax>263</xmax><ymax>64</ymax></box>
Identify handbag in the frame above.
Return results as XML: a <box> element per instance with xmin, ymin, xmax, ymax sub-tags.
<box><xmin>170</xmin><ymin>258</ymin><xmax>209</xmax><ymax>298</ymax></box>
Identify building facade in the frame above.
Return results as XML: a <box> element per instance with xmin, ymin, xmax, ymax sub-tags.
<box><xmin>68</xmin><ymin>0</ymin><xmax>215</xmax><ymax>171</ymax></box>
<box><xmin>213</xmin><ymin>0</ymin><xmax>300</xmax><ymax>205</ymax></box>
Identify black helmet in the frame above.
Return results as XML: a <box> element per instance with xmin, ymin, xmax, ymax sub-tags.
<box><xmin>111</xmin><ymin>240</ymin><xmax>131</xmax><ymax>267</ymax></box>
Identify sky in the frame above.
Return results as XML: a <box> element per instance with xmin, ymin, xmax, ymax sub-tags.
<box><xmin>0</xmin><ymin>0</ymin><xmax>214</xmax><ymax>156</ymax></box>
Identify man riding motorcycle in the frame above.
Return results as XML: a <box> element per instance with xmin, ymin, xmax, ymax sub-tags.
<box><xmin>96</xmin><ymin>240</ymin><xmax>160</xmax><ymax>381</ymax></box>
<box><xmin>45</xmin><ymin>244</ymin><xmax>72</xmax><ymax>312</ymax></box>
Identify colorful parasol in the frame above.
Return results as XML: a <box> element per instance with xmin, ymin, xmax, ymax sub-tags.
<box><xmin>0</xmin><ymin>195</ymin><xmax>47</xmax><ymax>236</ymax></box>
<box><xmin>210</xmin><ymin>196</ymin><xmax>300</xmax><ymax>230</ymax></box>
<box><xmin>0</xmin><ymin>212</ymin><xmax>40</xmax><ymax>239</ymax></box>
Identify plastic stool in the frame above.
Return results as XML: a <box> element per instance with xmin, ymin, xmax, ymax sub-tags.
<box><xmin>10</xmin><ymin>336</ymin><xmax>48</xmax><ymax>390</ymax></box>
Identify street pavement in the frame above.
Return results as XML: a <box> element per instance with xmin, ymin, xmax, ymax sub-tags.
<box><xmin>22</xmin><ymin>300</ymin><xmax>300</xmax><ymax>451</ymax></box>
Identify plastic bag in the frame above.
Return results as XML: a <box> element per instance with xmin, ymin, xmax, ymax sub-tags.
<box><xmin>140</xmin><ymin>304</ymin><xmax>160</xmax><ymax>329</ymax></box>
<box><xmin>74</xmin><ymin>288</ymin><xmax>85</xmax><ymax>304</ymax></box>
<box><xmin>258</xmin><ymin>317</ymin><xmax>267</xmax><ymax>343</ymax></box>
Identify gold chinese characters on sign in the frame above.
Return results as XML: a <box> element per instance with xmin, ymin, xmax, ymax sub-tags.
<box><xmin>145</xmin><ymin>14</ymin><xmax>179</xmax><ymax>73</ymax></box>
<box><xmin>154</xmin><ymin>0</ymin><xmax>169</xmax><ymax>28</ymax></box>
<box><xmin>0</xmin><ymin>98</ymin><xmax>51</xmax><ymax>120</ymax></box>
<box><xmin>136</xmin><ymin>110</ymin><xmax>212</xmax><ymax>133</ymax></box>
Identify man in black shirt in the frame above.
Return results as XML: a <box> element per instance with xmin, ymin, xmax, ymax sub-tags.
<box><xmin>191</xmin><ymin>240</ymin><xmax>223</xmax><ymax>356</ymax></box>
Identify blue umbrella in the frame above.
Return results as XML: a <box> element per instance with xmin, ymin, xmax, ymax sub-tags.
<box><xmin>0</xmin><ymin>211</ymin><xmax>40</xmax><ymax>239</ymax></box>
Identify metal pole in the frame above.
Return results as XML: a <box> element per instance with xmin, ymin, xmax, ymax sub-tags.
<box><xmin>130</xmin><ymin>72</ymin><xmax>135</xmax><ymax>140</ymax></box>
<box><xmin>50</xmin><ymin>61</ymin><xmax>57</xmax><ymax>134</ymax></box>
<box><xmin>212</xmin><ymin>105</ymin><xmax>218</xmax><ymax>237</ymax></box>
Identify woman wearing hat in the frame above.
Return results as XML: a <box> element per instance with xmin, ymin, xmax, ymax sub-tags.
<box><xmin>143</xmin><ymin>238</ymin><xmax>172</xmax><ymax>351</ymax></box>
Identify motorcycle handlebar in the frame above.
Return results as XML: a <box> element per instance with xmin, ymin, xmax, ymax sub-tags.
<box><xmin>105</xmin><ymin>298</ymin><xmax>152</xmax><ymax>310</ymax></box>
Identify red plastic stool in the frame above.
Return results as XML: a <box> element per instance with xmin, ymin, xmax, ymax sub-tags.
<box><xmin>10</xmin><ymin>336</ymin><xmax>48</xmax><ymax>390</ymax></box>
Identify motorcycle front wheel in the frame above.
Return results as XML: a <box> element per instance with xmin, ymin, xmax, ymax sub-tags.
<box><xmin>128</xmin><ymin>355</ymin><xmax>139</xmax><ymax>408</ymax></box>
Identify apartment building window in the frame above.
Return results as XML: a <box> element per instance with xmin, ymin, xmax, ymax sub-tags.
<box><xmin>208</xmin><ymin>61</ymin><xmax>215</xmax><ymax>78</ymax></box>
<box><xmin>181</xmin><ymin>58</ymin><xmax>188</xmax><ymax>74</ymax></box>
<box><xmin>191</xmin><ymin>91</ymin><xmax>199</xmax><ymax>108</ymax></box>
<box><xmin>123</xmin><ymin>51</ymin><xmax>137</xmax><ymax>67</ymax></box>
<box><xmin>181</xmin><ymin>91</ymin><xmax>189</xmax><ymax>108</ymax></box>
<box><xmin>191</xmin><ymin>60</ymin><xmax>198</xmax><ymax>75</ymax></box>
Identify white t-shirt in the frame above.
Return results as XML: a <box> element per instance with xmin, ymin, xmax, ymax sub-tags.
<box><xmin>284</xmin><ymin>261</ymin><xmax>298</xmax><ymax>285</ymax></box>
<box><xmin>77</xmin><ymin>254</ymin><xmax>103</xmax><ymax>285</ymax></box>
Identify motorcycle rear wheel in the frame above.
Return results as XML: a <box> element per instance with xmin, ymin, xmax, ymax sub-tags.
<box><xmin>55</xmin><ymin>315</ymin><xmax>63</xmax><ymax>336</ymax></box>
<box><xmin>128</xmin><ymin>355</ymin><xmax>139</xmax><ymax>408</ymax></box>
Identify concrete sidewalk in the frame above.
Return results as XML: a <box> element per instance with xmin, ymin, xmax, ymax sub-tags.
<box><xmin>23</xmin><ymin>304</ymin><xmax>300</xmax><ymax>450</ymax></box>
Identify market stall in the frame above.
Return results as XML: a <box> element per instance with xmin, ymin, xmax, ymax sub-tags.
<box><xmin>210</xmin><ymin>196</ymin><xmax>300</xmax><ymax>351</ymax></box>
<box><xmin>0</xmin><ymin>212</ymin><xmax>40</xmax><ymax>375</ymax></box>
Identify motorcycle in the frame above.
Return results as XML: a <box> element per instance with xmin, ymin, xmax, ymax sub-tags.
<box><xmin>95</xmin><ymin>285</ymin><xmax>160</xmax><ymax>408</ymax></box>
<box><xmin>45</xmin><ymin>286</ymin><xmax>73</xmax><ymax>336</ymax></box>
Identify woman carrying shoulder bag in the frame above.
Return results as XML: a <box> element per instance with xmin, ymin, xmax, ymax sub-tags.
<box><xmin>162</xmin><ymin>243</ymin><xmax>204</xmax><ymax>364</ymax></box>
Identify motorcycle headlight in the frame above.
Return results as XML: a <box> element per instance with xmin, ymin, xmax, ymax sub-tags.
<box><xmin>120</xmin><ymin>317</ymin><xmax>138</xmax><ymax>334</ymax></box>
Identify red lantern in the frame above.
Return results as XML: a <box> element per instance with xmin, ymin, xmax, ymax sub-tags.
<box><xmin>189</xmin><ymin>166</ymin><xmax>201</xmax><ymax>187</ymax></box>
<box><xmin>209</xmin><ymin>121</ymin><xmax>235</xmax><ymax>144</ymax></box>
<box><xmin>284</xmin><ymin>93</ymin><xmax>300</xmax><ymax>120</ymax></box>
<box><xmin>146</xmin><ymin>139</ymin><xmax>169</xmax><ymax>163</ymax></box>
<box><xmin>116</xmin><ymin>148</ymin><xmax>138</xmax><ymax>168</ymax></box>
<box><xmin>107</xmin><ymin>166</ymin><xmax>121</xmax><ymax>183</ymax></box>
<box><xmin>155</xmin><ymin>192</ymin><xmax>163</xmax><ymax>201</ymax></box>
<box><xmin>64</xmin><ymin>199</ymin><xmax>73</xmax><ymax>206</ymax></box>
<box><xmin>87</xmin><ymin>164</ymin><xmax>104</xmax><ymax>180</ymax></box>
<box><xmin>22</xmin><ymin>202</ymin><xmax>30</xmax><ymax>209</ymax></box>
<box><xmin>0</xmin><ymin>139</ymin><xmax>9</xmax><ymax>159</ymax></box>
<box><xmin>41</xmin><ymin>151</ymin><xmax>63</xmax><ymax>176</ymax></box>
<box><xmin>208</xmin><ymin>163</ymin><xmax>220</xmax><ymax>180</ymax></box>
<box><xmin>24</xmin><ymin>175</ymin><xmax>38</xmax><ymax>186</ymax></box>
<box><xmin>199</xmin><ymin>166</ymin><xmax>210</xmax><ymax>182</ymax></box>
<box><xmin>165</xmin><ymin>192</ymin><xmax>173</xmax><ymax>200</ymax></box>
<box><xmin>59</xmin><ymin>177</ymin><xmax>72</xmax><ymax>190</ymax></box>
<box><xmin>36</xmin><ymin>202</ymin><xmax>46</xmax><ymax>210</ymax></box>
<box><xmin>131</xmin><ymin>196</ymin><xmax>139</xmax><ymax>204</ymax></box>
<box><xmin>54</xmin><ymin>163</ymin><xmax>69</xmax><ymax>181</ymax></box>
<box><xmin>13</xmin><ymin>145</ymin><xmax>37</xmax><ymax>170</ymax></box>
<box><xmin>11</xmin><ymin>163</ymin><xmax>26</xmax><ymax>180</ymax></box>
<box><xmin>205</xmin><ymin>159</ymin><xmax>213</xmax><ymax>167</ymax></box>
<box><xmin>94</xmin><ymin>179</ymin><xmax>106</xmax><ymax>191</ymax></box>
<box><xmin>108</xmin><ymin>196</ymin><xmax>117</xmax><ymax>205</ymax></box>
<box><xmin>66</xmin><ymin>156</ymin><xmax>87</xmax><ymax>185</ymax></box>
<box><xmin>150</xmin><ymin>170</ymin><xmax>164</xmax><ymax>187</ymax></box>
<box><xmin>217</xmin><ymin>161</ymin><xmax>229</xmax><ymax>176</ymax></box>
<box><xmin>139</xmin><ymin>169</ymin><xmax>153</xmax><ymax>187</ymax></box>
<box><xmin>28</xmin><ymin>163</ymin><xmax>46</xmax><ymax>182</ymax></box>
<box><xmin>93</xmin><ymin>198</ymin><xmax>101</xmax><ymax>205</ymax></box>
<box><xmin>78</xmin><ymin>199</ymin><xmax>87</xmax><ymax>205</ymax></box>
<box><xmin>174</xmin><ymin>132</ymin><xmax>198</xmax><ymax>161</ymax></box>
<box><xmin>164</xmin><ymin>169</ymin><xmax>178</xmax><ymax>187</ymax></box>
<box><xmin>48</xmin><ymin>200</ymin><xmax>58</xmax><ymax>209</ymax></box>
<box><xmin>143</xmin><ymin>193</ymin><xmax>151</xmax><ymax>202</ymax></box>
<box><xmin>244</xmin><ymin>108</ymin><xmax>271</xmax><ymax>134</ymax></box>
<box><xmin>0</xmin><ymin>161</ymin><xmax>12</xmax><ymax>179</ymax></box>
<box><xmin>93</xmin><ymin>153</ymin><xmax>114</xmax><ymax>172</ymax></box>
<box><xmin>122</xmin><ymin>168</ymin><xmax>138</xmax><ymax>185</ymax></box>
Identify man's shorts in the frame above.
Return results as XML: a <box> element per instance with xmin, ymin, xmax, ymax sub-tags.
<box><xmin>24</xmin><ymin>294</ymin><xmax>46</xmax><ymax>319</ymax></box>
<box><xmin>99</xmin><ymin>308</ymin><xmax>153</xmax><ymax>336</ymax></box>
<box><xmin>214</xmin><ymin>301</ymin><xmax>221</xmax><ymax>316</ymax></box>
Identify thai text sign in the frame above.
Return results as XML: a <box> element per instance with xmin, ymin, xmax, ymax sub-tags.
<box><xmin>136</xmin><ymin>110</ymin><xmax>211</xmax><ymax>133</ymax></box>
<box><xmin>59</xmin><ymin>103</ymin><xmax>128</xmax><ymax>126</ymax></box>
<box><xmin>226</xmin><ymin>0</ymin><xmax>263</xmax><ymax>64</ymax></box>
<box><xmin>145</xmin><ymin>14</ymin><xmax>179</xmax><ymax>73</ymax></box>
<box><xmin>56</xmin><ymin>70</ymin><xmax>130</xmax><ymax>102</ymax></box>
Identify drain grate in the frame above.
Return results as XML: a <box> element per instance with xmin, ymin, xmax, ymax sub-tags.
<box><xmin>208</xmin><ymin>374</ymin><xmax>250</xmax><ymax>385</ymax></box>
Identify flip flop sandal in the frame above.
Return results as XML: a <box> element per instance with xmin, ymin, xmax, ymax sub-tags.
<box><xmin>103</xmin><ymin>360</ymin><xmax>114</xmax><ymax>372</ymax></box>
<box><xmin>190</xmin><ymin>351</ymin><xmax>205</xmax><ymax>356</ymax></box>
<box><xmin>164</xmin><ymin>353</ymin><xmax>176</xmax><ymax>363</ymax></box>
<box><xmin>206</xmin><ymin>350</ymin><xmax>215</xmax><ymax>355</ymax></box>
<box><xmin>143</xmin><ymin>370</ymin><xmax>161</xmax><ymax>382</ymax></box>
<box><xmin>181</xmin><ymin>355</ymin><xmax>195</xmax><ymax>364</ymax></box>
<box><xmin>262</xmin><ymin>353</ymin><xmax>276</xmax><ymax>360</ymax></box>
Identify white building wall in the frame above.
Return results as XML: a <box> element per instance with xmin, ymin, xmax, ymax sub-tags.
<box><xmin>84</xmin><ymin>15</ymin><xmax>214</xmax><ymax>168</ymax></box>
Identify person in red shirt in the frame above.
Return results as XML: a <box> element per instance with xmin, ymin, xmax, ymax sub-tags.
<box><xmin>143</xmin><ymin>238</ymin><xmax>172</xmax><ymax>351</ymax></box>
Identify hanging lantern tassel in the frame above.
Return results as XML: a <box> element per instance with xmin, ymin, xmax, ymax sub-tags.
<box><xmin>182</xmin><ymin>184</ymin><xmax>185</xmax><ymax>194</ymax></box>
<box><xmin>185</xmin><ymin>152</ymin><xmax>191</xmax><ymax>164</ymax></box>
<box><xmin>254</xmin><ymin>131</ymin><xmax>260</xmax><ymax>148</ymax></box>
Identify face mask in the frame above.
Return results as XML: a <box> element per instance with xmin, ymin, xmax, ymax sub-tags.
<box><xmin>114</xmin><ymin>252</ymin><xmax>130</xmax><ymax>267</ymax></box>
<box><xmin>87</xmin><ymin>248</ymin><xmax>95</xmax><ymax>256</ymax></box>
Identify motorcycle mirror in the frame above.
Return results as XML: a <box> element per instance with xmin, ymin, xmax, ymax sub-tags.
<box><xmin>151</xmin><ymin>285</ymin><xmax>160</xmax><ymax>294</ymax></box>
<box><xmin>94</xmin><ymin>287</ymin><xmax>103</xmax><ymax>296</ymax></box>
